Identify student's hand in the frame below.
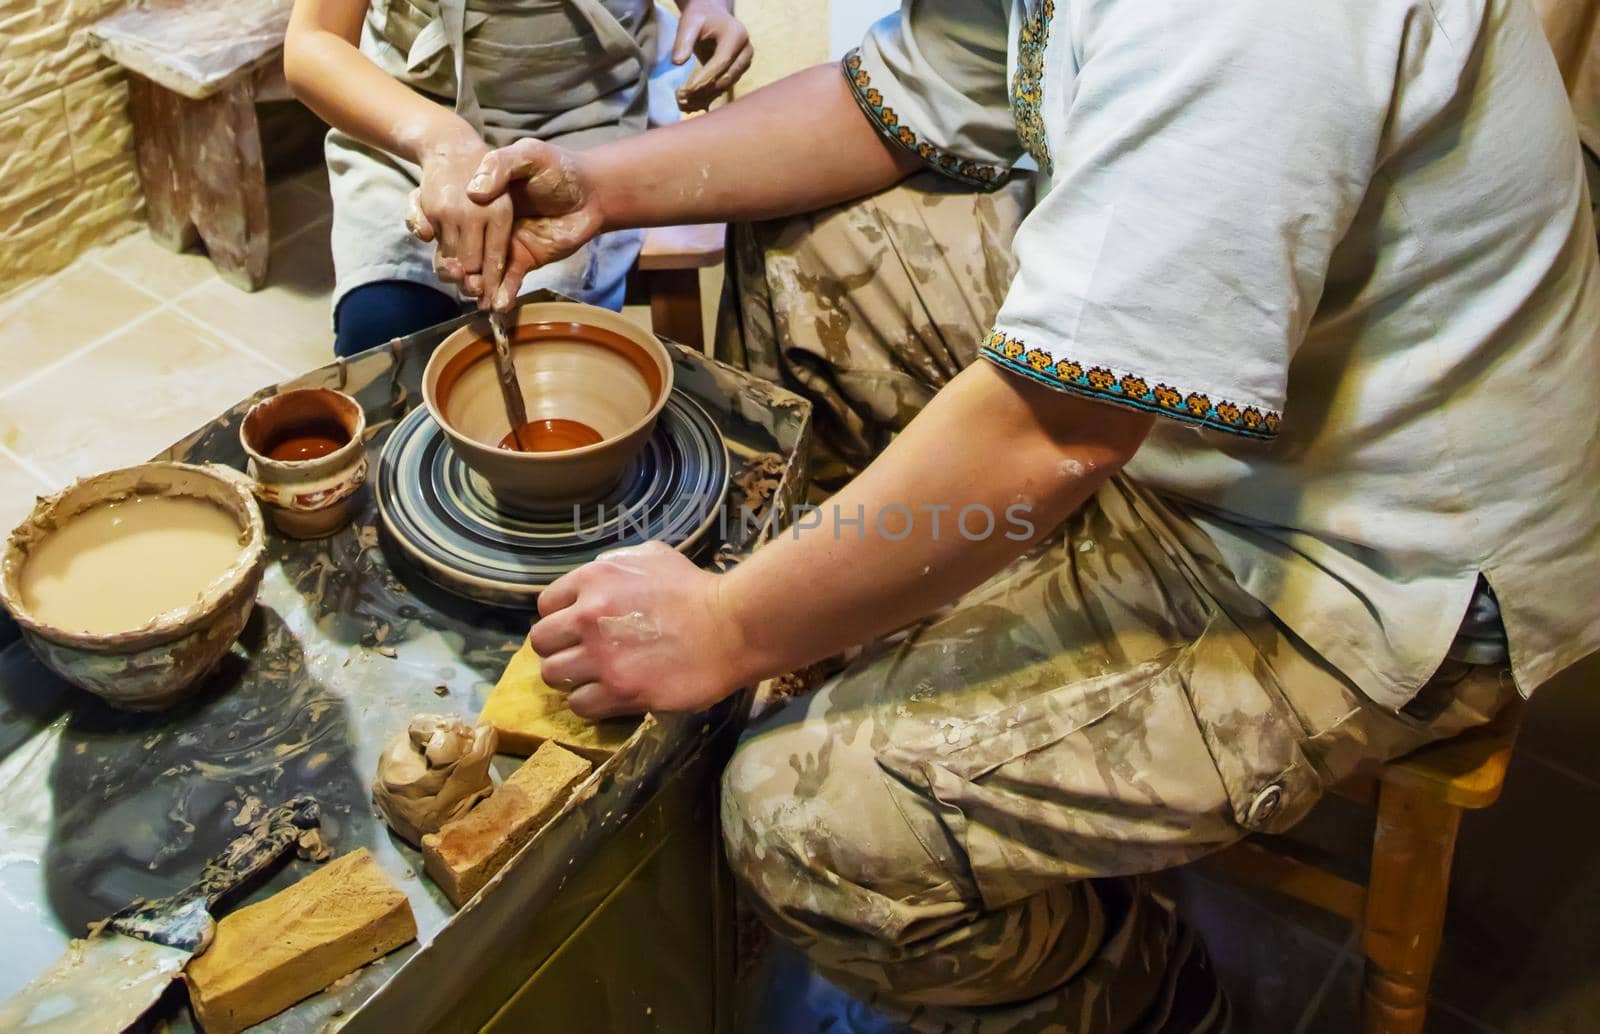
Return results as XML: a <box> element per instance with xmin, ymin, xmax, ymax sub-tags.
<box><xmin>528</xmin><ymin>542</ymin><xmax>756</xmax><ymax>719</ymax></box>
<box><xmin>671</xmin><ymin>0</ymin><xmax>753</xmax><ymax>113</ymax></box>
<box><xmin>405</xmin><ymin>123</ymin><xmax>515</xmax><ymax>307</ymax></box>
<box><xmin>465</xmin><ymin>138</ymin><xmax>605</xmax><ymax>311</ymax></box>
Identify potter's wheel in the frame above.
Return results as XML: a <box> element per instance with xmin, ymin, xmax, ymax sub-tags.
<box><xmin>375</xmin><ymin>393</ymin><xmax>729</xmax><ymax>607</ymax></box>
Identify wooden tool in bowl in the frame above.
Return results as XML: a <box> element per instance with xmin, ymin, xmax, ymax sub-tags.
<box><xmin>489</xmin><ymin>311</ymin><xmax>533</xmax><ymax>453</ymax></box>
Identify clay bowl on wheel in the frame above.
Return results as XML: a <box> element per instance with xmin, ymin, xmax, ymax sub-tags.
<box><xmin>0</xmin><ymin>462</ymin><xmax>267</xmax><ymax>711</ymax></box>
<box><xmin>422</xmin><ymin>301</ymin><xmax>675</xmax><ymax>514</ymax></box>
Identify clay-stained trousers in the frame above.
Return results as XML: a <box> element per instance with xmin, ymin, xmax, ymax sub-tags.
<box><xmin>714</xmin><ymin>174</ymin><xmax>1515</xmax><ymax>1033</ymax></box>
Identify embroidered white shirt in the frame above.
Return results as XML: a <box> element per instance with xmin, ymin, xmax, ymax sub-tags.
<box><xmin>848</xmin><ymin>0</ymin><xmax>1600</xmax><ymax>706</ymax></box>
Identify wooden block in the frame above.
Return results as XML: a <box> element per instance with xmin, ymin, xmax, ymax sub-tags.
<box><xmin>421</xmin><ymin>741</ymin><xmax>593</xmax><ymax>908</ymax></box>
<box><xmin>184</xmin><ymin>849</ymin><xmax>416</xmax><ymax>1034</ymax></box>
<box><xmin>481</xmin><ymin>642</ymin><xmax>639</xmax><ymax>762</ymax></box>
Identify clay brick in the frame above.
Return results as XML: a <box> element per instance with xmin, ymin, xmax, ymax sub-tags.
<box><xmin>184</xmin><ymin>849</ymin><xmax>418</xmax><ymax>1034</ymax></box>
<box><xmin>421</xmin><ymin>741</ymin><xmax>593</xmax><ymax>908</ymax></box>
<box><xmin>65</xmin><ymin>65</ymin><xmax>132</xmax><ymax>169</ymax></box>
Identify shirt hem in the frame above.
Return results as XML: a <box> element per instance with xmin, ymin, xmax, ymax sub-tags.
<box><xmin>841</xmin><ymin>49</ymin><xmax>1009</xmax><ymax>193</ymax></box>
<box><xmin>980</xmin><ymin>330</ymin><xmax>1283</xmax><ymax>440</ymax></box>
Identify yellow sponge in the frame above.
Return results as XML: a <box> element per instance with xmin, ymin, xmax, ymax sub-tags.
<box><xmin>479</xmin><ymin>642</ymin><xmax>639</xmax><ymax>762</ymax></box>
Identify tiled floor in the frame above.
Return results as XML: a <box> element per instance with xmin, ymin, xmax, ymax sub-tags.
<box><xmin>0</xmin><ymin>168</ymin><xmax>336</xmax><ymax>530</ymax></box>
<box><xmin>4</xmin><ymin>169</ymin><xmax>1600</xmax><ymax>1034</ymax></box>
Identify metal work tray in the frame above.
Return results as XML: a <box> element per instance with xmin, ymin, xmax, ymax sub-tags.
<box><xmin>0</xmin><ymin>301</ymin><xmax>811</xmax><ymax>1032</ymax></box>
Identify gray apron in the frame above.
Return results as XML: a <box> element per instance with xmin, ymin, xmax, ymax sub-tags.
<box><xmin>326</xmin><ymin>0</ymin><xmax>655</xmax><ymax>315</ymax></box>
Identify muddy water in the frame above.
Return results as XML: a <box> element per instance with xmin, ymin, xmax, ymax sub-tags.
<box><xmin>20</xmin><ymin>495</ymin><xmax>244</xmax><ymax>635</ymax></box>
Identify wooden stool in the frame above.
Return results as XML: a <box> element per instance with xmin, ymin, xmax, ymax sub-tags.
<box><xmin>636</xmin><ymin>223</ymin><xmax>726</xmax><ymax>350</ymax></box>
<box><xmin>85</xmin><ymin>0</ymin><xmax>293</xmax><ymax>291</ymax></box>
<box><xmin>1208</xmin><ymin>702</ymin><xmax>1523</xmax><ymax>1034</ymax></box>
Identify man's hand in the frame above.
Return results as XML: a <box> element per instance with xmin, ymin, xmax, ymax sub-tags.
<box><xmin>405</xmin><ymin>123</ymin><xmax>514</xmax><ymax>306</ymax></box>
<box><xmin>671</xmin><ymin>0</ymin><xmax>754</xmax><ymax>113</ymax></box>
<box><xmin>528</xmin><ymin>542</ymin><xmax>755</xmax><ymax>719</ymax></box>
<box><xmin>465</xmin><ymin>138</ymin><xmax>605</xmax><ymax>311</ymax></box>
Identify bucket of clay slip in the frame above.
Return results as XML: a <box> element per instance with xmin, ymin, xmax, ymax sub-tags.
<box><xmin>239</xmin><ymin>387</ymin><xmax>368</xmax><ymax>539</ymax></box>
<box><xmin>422</xmin><ymin>301</ymin><xmax>675</xmax><ymax>514</ymax></box>
<box><xmin>0</xmin><ymin>462</ymin><xmax>266</xmax><ymax>711</ymax></box>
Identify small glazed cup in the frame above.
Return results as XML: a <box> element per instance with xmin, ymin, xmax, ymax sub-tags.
<box><xmin>422</xmin><ymin>301</ymin><xmax>675</xmax><ymax>514</ymax></box>
<box><xmin>239</xmin><ymin>387</ymin><xmax>368</xmax><ymax>539</ymax></box>
<box><xmin>0</xmin><ymin>462</ymin><xmax>266</xmax><ymax>711</ymax></box>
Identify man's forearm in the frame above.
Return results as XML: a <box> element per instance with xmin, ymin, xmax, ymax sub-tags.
<box><xmin>590</xmin><ymin>64</ymin><xmax>921</xmax><ymax>230</ymax></box>
<box><xmin>718</xmin><ymin>363</ymin><xmax>1155</xmax><ymax>685</ymax></box>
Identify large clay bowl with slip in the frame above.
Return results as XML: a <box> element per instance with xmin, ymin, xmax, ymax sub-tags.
<box><xmin>422</xmin><ymin>301</ymin><xmax>675</xmax><ymax>515</ymax></box>
<box><xmin>0</xmin><ymin>462</ymin><xmax>267</xmax><ymax>711</ymax></box>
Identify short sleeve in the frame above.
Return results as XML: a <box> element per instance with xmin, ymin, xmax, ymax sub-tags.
<box><xmin>845</xmin><ymin>0</ymin><xmax>1022</xmax><ymax>190</ymax></box>
<box><xmin>980</xmin><ymin>1</ymin><xmax>1392</xmax><ymax>440</ymax></box>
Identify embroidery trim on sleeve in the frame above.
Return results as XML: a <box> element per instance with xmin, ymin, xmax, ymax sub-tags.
<box><xmin>1012</xmin><ymin>0</ymin><xmax>1054</xmax><ymax>175</ymax></box>
<box><xmin>981</xmin><ymin>330</ymin><xmax>1284</xmax><ymax>439</ymax></box>
<box><xmin>842</xmin><ymin>48</ymin><xmax>1007</xmax><ymax>191</ymax></box>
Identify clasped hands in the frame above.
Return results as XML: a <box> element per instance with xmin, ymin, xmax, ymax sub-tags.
<box><xmin>406</xmin><ymin>134</ymin><xmax>604</xmax><ymax>311</ymax></box>
<box><xmin>405</xmin><ymin>0</ymin><xmax>749</xmax><ymax>312</ymax></box>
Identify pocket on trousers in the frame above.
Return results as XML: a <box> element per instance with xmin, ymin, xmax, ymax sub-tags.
<box><xmin>874</xmin><ymin>616</ymin><xmax>1322</xmax><ymax>911</ymax></box>
<box><xmin>1175</xmin><ymin>617</ymin><xmax>1323</xmax><ymax>836</ymax></box>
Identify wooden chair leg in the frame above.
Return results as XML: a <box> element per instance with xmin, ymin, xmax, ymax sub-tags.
<box><xmin>1362</xmin><ymin>779</ymin><xmax>1463</xmax><ymax>1034</ymax></box>
<box><xmin>126</xmin><ymin>74</ymin><xmax>271</xmax><ymax>291</ymax></box>
<box><xmin>647</xmin><ymin>268</ymin><xmax>705</xmax><ymax>350</ymax></box>
<box><xmin>126</xmin><ymin>74</ymin><xmax>198</xmax><ymax>254</ymax></box>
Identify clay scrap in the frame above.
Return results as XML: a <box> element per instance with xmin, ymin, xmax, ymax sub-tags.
<box><xmin>480</xmin><ymin>642</ymin><xmax>638</xmax><ymax>761</ymax></box>
<box><xmin>422</xmin><ymin>741</ymin><xmax>592</xmax><ymax>908</ymax></box>
<box><xmin>372</xmin><ymin>714</ymin><xmax>498</xmax><ymax>846</ymax></box>
<box><xmin>184</xmin><ymin>848</ymin><xmax>417</xmax><ymax>1034</ymax></box>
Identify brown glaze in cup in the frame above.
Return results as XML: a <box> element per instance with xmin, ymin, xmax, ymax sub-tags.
<box><xmin>240</xmin><ymin>388</ymin><xmax>368</xmax><ymax>539</ymax></box>
<box><xmin>422</xmin><ymin>302</ymin><xmax>675</xmax><ymax>514</ymax></box>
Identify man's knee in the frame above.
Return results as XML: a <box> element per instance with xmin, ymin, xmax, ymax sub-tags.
<box><xmin>719</xmin><ymin>721</ymin><xmax>962</xmax><ymax>949</ymax></box>
<box><xmin>718</xmin><ymin>733</ymin><xmax>837</xmax><ymax>916</ymax></box>
<box><xmin>723</xmin><ymin>737</ymin><xmax>1122</xmax><ymax>1012</ymax></box>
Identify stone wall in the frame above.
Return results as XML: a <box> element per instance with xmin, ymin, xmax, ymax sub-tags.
<box><xmin>737</xmin><ymin>0</ymin><xmax>830</xmax><ymax>91</ymax></box>
<box><xmin>0</xmin><ymin>0</ymin><xmax>141</xmax><ymax>296</ymax></box>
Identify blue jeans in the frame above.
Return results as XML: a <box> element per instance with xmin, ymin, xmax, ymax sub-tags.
<box><xmin>333</xmin><ymin>280</ymin><xmax>461</xmax><ymax>358</ymax></box>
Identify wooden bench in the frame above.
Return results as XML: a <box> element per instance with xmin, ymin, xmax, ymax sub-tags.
<box><xmin>85</xmin><ymin>0</ymin><xmax>728</xmax><ymax>331</ymax></box>
<box><xmin>636</xmin><ymin>223</ymin><xmax>726</xmax><ymax>350</ymax></box>
<box><xmin>1207</xmin><ymin>700</ymin><xmax>1524</xmax><ymax>1034</ymax></box>
<box><xmin>85</xmin><ymin>0</ymin><xmax>294</xmax><ymax>291</ymax></box>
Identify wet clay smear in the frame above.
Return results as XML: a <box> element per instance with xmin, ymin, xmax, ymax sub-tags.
<box><xmin>21</xmin><ymin>495</ymin><xmax>244</xmax><ymax>634</ymax></box>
